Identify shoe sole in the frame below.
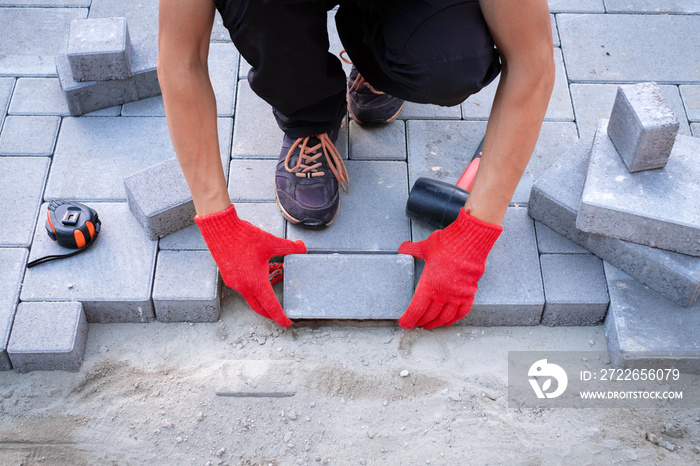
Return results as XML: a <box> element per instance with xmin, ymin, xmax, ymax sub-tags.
<box><xmin>274</xmin><ymin>185</ymin><xmax>339</xmax><ymax>230</ymax></box>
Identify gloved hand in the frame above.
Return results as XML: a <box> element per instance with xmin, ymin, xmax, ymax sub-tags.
<box><xmin>195</xmin><ymin>204</ymin><xmax>306</xmax><ymax>327</ymax></box>
<box><xmin>398</xmin><ymin>209</ymin><xmax>502</xmax><ymax>329</ymax></box>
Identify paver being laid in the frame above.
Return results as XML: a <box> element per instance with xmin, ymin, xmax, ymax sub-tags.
<box><xmin>67</xmin><ymin>17</ymin><xmax>132</xmax><ymax>82</ymax></box>
<box><xmin>0</xmin><ymin>248</ymin><xmax>28</xmax><ymax>371</ymax></box>
<box><xmin>0</xmin><ymin>7</ymin><xmax>87</xmax><ymax>76</ymax></box>
<box><xmin>680</xmin><ymin>85</ymin><xmax>700</xmax><ymax>122</ymax></box>
<box><xmin>528</xmin><ymin>137</ymin><xmax>700</xmax><ymax>308</ymax></box>
<box><xmin>287</xmin><ymin>161</ymin><xmax>410</xmax><ymax>253</ymax></box>
<box><xmin>558</xmin><ymin>14</ymin><xmax>700</xmax><ymax>83</ymax></box>
<box><xmin>606</xmin><ymin>82</ymin><xmax>679</xmax><ymax>173</ymax></box>
<box><xmin>577</xmin><ymin>120</ymin><xmax>700</xmax><ymax>256</ymax></box>
<box><xmin>604</xmin><ymin>263</ymin><xmax>700</xmax><ymax>374</ymax></box>
<box><xmin>570</xmin><ymin>83</ymin><xmax>690</xmax><ymax>139</ymax></box>
<box><xmin>159</xmin><ymin>203</ymin><xmax>285</xmax><ymax>251</ymax></box>
<box><xmin>7</xmin><ymin>78</ymin><xmax>70</xmax><ymax>116</ymax></box>
<box><xmin>0</xmin><ymin>157</ymin><xmax>49</xmax><ymax>247</ymax></box>
<box><xmin>534</xmin><ymin>221</ymin><xmax>588</xmax><ymax>255</ymax></box>
<box><xmin>539</xmin><ymin>253</ymin><xmax>609</xmax><ymax>326</ymax></box>
<box><xmin>284</xmin><ymin>254</ymin><xmax>414</xmax><ymax>320</ymax></box>
<box><xmin>21</xmin><ymin>202</ymin><xmax>157</xmax><ymax>323</ymax></box>
<box><xmin>152</xmin><ymin>250</ymin><xmax>222</xmax><ymax>323</ymax></box>
<box><xmin>7</xmin><ymin>301</ymin><xmax>88</xmax><ymax>373</ymax></box>
<box><xmin>349</xmin><ymin>120</ymin><xmax>406</xmax><ymax>161</ymax></box>
<box><xmin>0</xmin><ymin>115</ymin><xmax>60</xmax><ymax>156</ymax></box>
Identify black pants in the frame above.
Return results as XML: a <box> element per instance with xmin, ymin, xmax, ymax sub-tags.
<box><xmin>214</xmin><ymin>0</ymin><xmax>501</xmax><ymax>139</ymax></box>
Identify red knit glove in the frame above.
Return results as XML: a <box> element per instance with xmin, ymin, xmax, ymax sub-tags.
<box><xmin>398</xmin><ymin>209</ymin><xmax>502</xmax><ymax>329</ymax></box>
<box><xmin>195</xmin><ymin>204</ymin><xmax>306</xmax><ymax>327</ymax></box>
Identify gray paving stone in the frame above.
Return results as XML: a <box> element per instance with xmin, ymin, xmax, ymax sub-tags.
<box><xmin>461</xmin><ymin>48</ymin><xmax>573</xmax><ymax>122</ymax></box>
<box><xmin>607</xmin><ymin>82</ymin><xmax>679</xmax><ymax>173</ymax></box>
<box><xmin>604</xmin><ymin>262</ymin><xmax>700</xmax><ymax>374</ymax></box>
<box><xmin>0</xmin><ymin>77</ymin><xmax>13</xmax><ymax>130</ymax></box>
<box><xmin>284</xmin><ymin>254</ymin><xmax>414</xmax><ymax>320</ymax></box>
<box><xmin>8</xmin><ymin>78</ymin><xmax>70</xmax><ymax>115</ymax></box>
<box><xmin>571</xmin><ymin>83</ymin><xmax>691</xmax><ymax>139</ymax></box>
<box><xmin>0</xmin><ymin>115</ymin><xmax>60</xmax><ymax>156</ymax></box>
<box><xmin>0</xmin><ymin>248</ymin><xmax>28</xmax><ymax>371</ymax></box>
<box><xmin>211</xmin><ymin>10</ymin><xmax>231</xmax><ymax>43</ymax></box>
<box><xmin>0</xmin><ymin>157</ymin><xmax>50</xmax><ymax>247</ymax></box>
<box><xmin>349</xmin><ymin>120</ymin><xmax>406</xmax><ymax>161</ymax></box>
<box><xmin>558</xmin><ymin>14</ymin><xmax>700</xmax><ymax>84</ymax></box>
<box><xmin>407</xmin><ymin>120</ymin><xmax>577</xmax><ymax>206</ymax></box>
<box><xmin>88</xmin><ymin>0</ymin><xmax>157</xmax><ymax>40</ymax></box>
<box><xmin>56</xmin><ymin>34</ymin><xmax>159</xmax><ymax>116</ymax></box>
<box><xmin>7</xmin><ymin>302</ymin><xmax>87</xmax><ymax>373</ymax></box>
<box><xmin>551</xmin><ymin>14</ymin><xmax>560</xmax><ymax>48</ymax></box>
<box><xmin>0</xmin><ymin>7</ymin><xmax>87</xmax><ymax>76</ymax></box>
<box><xmin>45</xmin><ymin>117</ymin><xmax>231</xmax><ymax>201</ymax></box>
<box><xmin>462</xmin><ymin>207</ymin><xmax>544</xmax><ymax>326</ymax></box>
<box><xmin>120</xmin><ymin>95</ymin><xmax>163</xmax><ymax>116</ymax></box>
<box><xmin>540</xmin><ymin>253</ymin><xmax>609</xmax><ymax>326</ymax></box>
<box><xmin>0</xmin><ymin>0</ymin><xmax>89</xmax><ymax>5</ymax></box>
<box><xmin>603</xmin><ymin>0</ymin><xmax>700</xmax><ymax>13</ymax></box>
<box><xmin>287</xmin><ymin>161</ymin><xmax>410</xmax><ymax>253</ymax></box>
<box><xmin>228</xmin><ymin>159</ymin><xmax>277</xmax><ymax>203</ymax></box>
<box><xmin>152</xmin><ymin>250</ymin><xmax>222</xmax><ymax>323</ymax></box>
<box><xmin>159</xmin><ymin>203</ymin><xmax>285</xmax><ymax>250</ymax></box>
<box><xmin>67</xmin><ymin>17</ymin><xmax>132</xmax><ymax>82</ymax></box>
<box><xmin>680</xmin><ymin>85</ymin><xmax>700</xmax><ymax>122</ymax></box>
<box><xmin>398</xmin><ymin>103</ymin><xmax>461</xmax><ymax>120</ymax></box>
<box><xmin>692</xmin><ymin>123</ymin><xmax>700</xmax><ymax>137</ymax></box>
<box><xmin>528</xmin><ymin>137</ymin><xmax>700</xmax><ymax>307</ymax></box>
<box><xmin>534</xmin><ymin>221</ymin><xmax>588</xmax><ymax>254</ymax></box>
<box><xmin>577</xmin><ymin>120</ymin><xmax>700</xmax><ymax>256</ymax></box>
<box><xmin>547</xmin><ymin>0</ymin><xmax>605</xmax><ymax>12</ymax></box>
<box><xmin>21</xmin><ymin>202</ymin><xmax>157</xmax><ymax>323</ymax></box>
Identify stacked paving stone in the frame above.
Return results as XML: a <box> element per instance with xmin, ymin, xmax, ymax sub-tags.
<box><xmin>529</xmin><ymin>82</ymin><xmax>700</xmax><ymax>372</ymax></box>
<box><xmin>55</xmin><ymin>17</ymin><xmax>160</xmax><ymax>116</ymax></box>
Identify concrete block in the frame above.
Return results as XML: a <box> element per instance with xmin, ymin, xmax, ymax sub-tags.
<box><xmin>120</xmin><ymin>95</ymin><xmax>163</xmax><ymax>116</ymax></box>
<box><xmin>407</xmin><ymin>120</ymin><xmax>577</xmax><ymax>205</ymax></box>
<box><xmin>398</xmin><ymin>102</ymin><xmax>461</xmax><ymax>120</ymax></box>
<box><xmin>228</xmin><ymin>159</ymin><xmax>278</xmax><ymax>203</ymax></box>
<box><xmin>287</xmin><ymin>161</ymin><xmax>410</xmax><ymax>253</ymax></box>
<box><xmin>0</xmin><ymin>115</ymin><xmax>60</xmax><ymax>156</ymax></box>
<box><xmin>56</xmin><ymin>34</ymin><xmax>159</xmax><ymax>117</ymax></box>
<box><xmin>159</xmin><ymin>203</ymin><xmax>285</xmax><ymax>251</ymax></box>
<box><xmin>680</xmin><ymin>85</ymin><xmax>700</xmax><ymax>122</ymax></box>
<box><xmin>558</xmin><ymin>14</ymin><xmax>700</xmax><ymax>83</ymax></box>
<box><xmin>528</xmin><ymin>137</ymin><xmax>700</xmax><ymax>307</ymax></box>
<box><xmin>349</xmin><ymin>120</ymin><xmax>406</xmax><ymax>161</ymax></box>
<box><xmin>546</xmin><ymin>0</ymin><xmax>604</xmax><ymax>13</ymax></box>
<box><xmin>0</xmin><ymin>7</ymin><xmax>86</xmax><ymax>76</ymax></box>
<box><xmin>0</xmin><ymin>248</ymin><xmax>28</xmax><ymax>371</ymax></box>
<box><xmin>0</xmin><ymin>77</ymin><xmax>13</xmax><ymax>130</ymax></box>
<box><xmin>577</xmin><ymin>120</ymin><xmax>700</xmax><ymax>256</ymax></box>
<box><xmin>7</xmin><ymin>302</ymin><xmax>87</xmax><ymax>373</ymax></box>
<box><xmin>67</xmin><ymin>17</ymin><xmax>132</xmax><ymax>82</ymax></box>
<box><xmin>603</xmin><ymin>1</ymin><xmax>700</xmax><ymax>13</ymax></box>
<box><xmin>46</xmin><ymin>117</ymin><xmax>230</xmax><ymax>202</ymax></box>
<box><xmin>124</xmin><ymin>158</ymin><xmax>195</xmax><ymax>240</ymax></box>
<box><xmin>284</xmin><ymin>254</ymin><xmax>414</xmax><ymax>319</ymax></box>
<box><xmin>460</xmin><ymin>207</ymin><xmax>544</xmax><ymax>326</ymax></box>
<box><xmin>8</xmin><ymin>78</ymin><xmax>70</xmax><ymax>116</ymax></box>
<box><xmin>461</xmin><ymin>48</ymin><xmax>574</xmax><ymax>122</ymax></box>
<box><xmin>0</xmin><ymin>157</ymin><xmax>50</xmax><ymax>247</ymax></box>
<box><xmin>570</xmin><ymin>83</ymin><xmax>690</xmax><ymax>139</ymax></box>
<box><xmin>21</xmin><ymin>202</ymin><xmax>157</xmax><ymax>323</ymax></box>
<box><xmin>534</xmin><ymin>221</ymin><xmax>588</xmax><ymax>254</ymax></box>
<box><xmin>607</xmin><ymin>83</ymin><xmax>679</xmax><ymax>172</ymax></box>
<box><xmin>604</xmin><ymin>262</ymin><xmax>700</xmax><ymax>374</ymax></box>
<box><xmin>540</xmin><ymin>254</ymin><xmax>609</xmax><ymax>326</ymax></box>
<box><xmin>152</xmin><ymin>250</ymin><xmax>222</xmax><ymax>323</ymax></box>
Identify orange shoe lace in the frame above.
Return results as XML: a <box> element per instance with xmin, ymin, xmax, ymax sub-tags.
<box><xmin>340</xmin><ymin>50</ymin><xmax>385</xmax><ymax>95</ymax></box>
<box><xmin>284</xmin><ymin>133</ymin><xmax>349</xmax><ymax>193</ymax></box>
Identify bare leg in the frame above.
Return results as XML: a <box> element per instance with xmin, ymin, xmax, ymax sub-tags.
<box><xmin>157</xmin><ymin>0</ymin><xmax>231</xmax><ymax>216</ymax></box>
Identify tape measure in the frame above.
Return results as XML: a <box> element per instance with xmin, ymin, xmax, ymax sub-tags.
<box><xmin>27</xmin><ymin>200</ymin><xmax>101</xmax><ymax>268</ymax></box>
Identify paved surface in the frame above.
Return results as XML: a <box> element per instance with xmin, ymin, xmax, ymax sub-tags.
<box><xmin>1</xmin><ymin>0</ymin><xmax>700</xmax><ymax>372</ymax></box>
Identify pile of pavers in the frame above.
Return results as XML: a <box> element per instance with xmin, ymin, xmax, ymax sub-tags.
<box><xmin>529</xmin><ymin>82</ymin><xmax>700</xmax><ymax>372</ymax></box>
<box><xmin>55</xmin><ymin>17</ymin><xmax>160</xmax><ymax>116</ymax></box>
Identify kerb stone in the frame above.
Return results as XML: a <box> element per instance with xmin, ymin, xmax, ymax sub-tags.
<box><xmin>577</xmin><ymin>120</ymin><xmax>700</xmax><ymax>256</ymax></box>
<box><xmin>7</xmin><ymin>301</ymin><xmax>87</xmax><ymax>373</ymax></box>
<box><xmin>67</xmin><ymin>17</ymin><xmax>132</xmax><ymax>82</ymax></box>
<box><xmin>607</xmin><ymin>83</ymin><xmax>679</xmax><ymax>173</ymax></box>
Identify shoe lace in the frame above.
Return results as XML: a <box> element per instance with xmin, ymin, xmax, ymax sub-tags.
<box><xmin>284</xmin><ymin>133</ymin><xmax>349</xmax><ymax>193</ymax></box>
<box><xmin>340</xmin><ymin>50</ymin><xmax>385</xmax><ymax>95</ymax></box>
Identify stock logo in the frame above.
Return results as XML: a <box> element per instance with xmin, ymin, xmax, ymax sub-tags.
<box><xmin>528</xmin><ymin>359</ymin><xmax>568</xmax><ymax>399</ymax></box>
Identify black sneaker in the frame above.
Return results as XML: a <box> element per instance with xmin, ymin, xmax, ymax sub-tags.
<box><xmin>346</xmin><ymin>65</ymin><xmax>405</xmax><ymax>126</ymax></box>
<box><xmin>275</xmin><ymin>130</ymin><xmax>349</xmax><ymax>229</ymax></box>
